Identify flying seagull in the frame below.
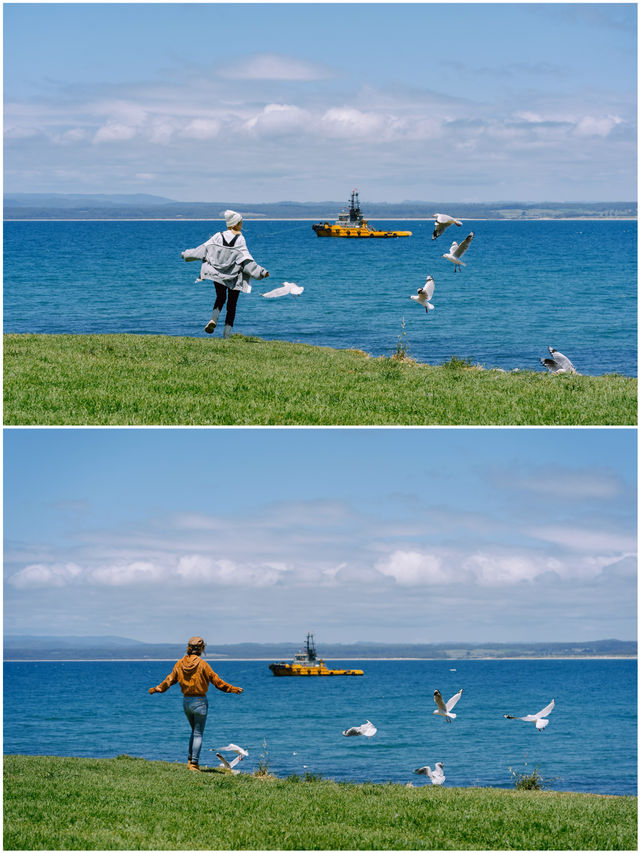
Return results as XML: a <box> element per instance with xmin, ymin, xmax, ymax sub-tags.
<box><xmin>342</xmin><ymin>720</ymin><xmax>377</xmax><ymax>737</ymax></box>
<box><xmin>215</xmin><ymin>743</ymin><xmax>249</xmax><ymax>772</ymax></box>
<box><xmin>540</xmin><ymin>347</ymin><xmax>577</xmax><ymax>374</ymax></box>
<box><xmin>432</xmin><ymin>214</ymin><xmax>462</xmax><ymax>240</ymax></box>
<box><xmin>414</xmin><ymin>762</ymin><xmax>446</xmax><ymax>785</ymax></box>
<box><xmin>410</xmin><ymin>275</ymin><xmax>435</xmax><ymax>313</ymax></box>
<box><xmin>504</xmin><ymin>699</ymin><xmax>555</xmax><ymax>731</ymax></box>
<box><xmin>442</xmin><ymin>233</ymin><xmax>474</xmax><ymax>271</ymax></box>
<box><xmin>433</xmin><ymin>688</ymin><xmax>463</xmax><ymax>722</ymax></box>
<box><xmin>263</xmin><ymin>281</ymin><xmax>304</xmax><ymax>299</ymax></box>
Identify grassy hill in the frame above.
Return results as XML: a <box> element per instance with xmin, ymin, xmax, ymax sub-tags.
<box><xmin>4</xmin><ymin>333</ymin><xmax>636</xmax><ymax>426</ymax></box>
<box><xmin>4</xmin><ymin>755</ymin><xmax>636</xmax><ymax>850</ymax></box>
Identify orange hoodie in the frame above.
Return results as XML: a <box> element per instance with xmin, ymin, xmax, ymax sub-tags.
<box><xmin>152</xmin><ymin>655</ymin><xmax>241</xmax><ymax>696</ymax></box>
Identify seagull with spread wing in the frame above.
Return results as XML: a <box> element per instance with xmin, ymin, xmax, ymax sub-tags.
<box><xmin>504</xmin><ymin>699</ymin><xmax>555</xmax><ymax>731</ymax></box>
<box><xmin>414</xmin><ymin>762</ymin><xmax>446</xmax><ymax>785</ymax></box>
<box><xmin>432</xmin><ymin>214</ymin><xmax>462</xmax><ymax>240</ymax></box>
<box><xmin>442</xmin><ymin>232</ymin><xmax>474</xmax><ymax>271</ymax></box>
<box><xmin>215</xmin><ymin>743</ymin><xmax>249</xmax><ymax>772</ymax></box>
<box><xmin>342</xmin><ymin>720</ymin><xmax>377</xmax><ymax>737</ymax></box>
<box><xmin>263</xmin><ymin>281</ymin><xmax>304</xmax><ymax>299</ymax></box>
<box><xmin>540</xmin><ymin>347</ymin><xmax>577</xmax><ymax>374</ymax></box>
<box><xmin>433</xmin><ymin>688</ymin><xmax>463</xmax><ymax>722</ymax></box>
<box><xmin>410</xmin><ymin>275</ymin><xmax>435</xmax><ymax>313</ymax></box>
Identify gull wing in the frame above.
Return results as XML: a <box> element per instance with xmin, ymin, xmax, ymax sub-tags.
<box><xmin>342</xmin><ymin>726</ymin><xmax>360</xmax><ymax>736</ymax></box>
<box><xmin>263</xmin><ymin>285</ymin><xmax>288</xmax><ymax>299</ymax></box>
<box><xmin>434</xmin><ymin>689</ymin><xmax>448</xmax><ymax>713</ymax></box>
<box><xmin>422</xmin><ymin>276</ymin><xmax>435</xmax><ymax>300</ymax></box>
<box><xmin>283</xmin><ymin>281</ymin><xmax>304</xmax><ymax>296</ymax></box>
<box><xmin>216</xmin><ymin>752</ymin><xmax>233</xmax><ymax>769</ymax></box>
<box><xmin>219</xmin><ymin>743</ymin><xmax>249</xmax><ymax>757</ymax></box>
<box><xmin>533</xmin><ymin>699</ymin><xmax>555</xmax><ymax>719</ymax></box>
<box><xmin>549</xmin><ymin>350</ymin><xmax>573</xmax><ymax>371</ymax></box>
<box><xmin>447</xmin><ymin>241</ymin><xmax>460</xmax><ymax>256</ymax></box>
<box><xmin>453</xmin><ymin>233</ymin><xmax>474</xmax><ymax>258</ymax></box>
<box><xmin>414</xmin><ymin>766</ymin><xmax>429</xmax><ymax>775</ymax></box>
<box><xmin>361</xmin><ymin>720</ymin><xmax>377</xmax><ymax>737</ymax></box>
<box><xmin>445</xmin><ymin>688</ymin><xmax>463</xmax><ymax>712</ymax></box>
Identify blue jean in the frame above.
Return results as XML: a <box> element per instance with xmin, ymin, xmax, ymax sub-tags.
<box><xmin>183</xmin><ymin>695</ymin><xmax>208</xmax><ymax>763</ymax></box>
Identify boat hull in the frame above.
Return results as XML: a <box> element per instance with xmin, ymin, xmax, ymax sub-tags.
<box><xmin>269</xmin><ymin>662</ymin><xmax>364</xmax><ymax>676</ymax></box>
<box><xmin>312</xmin><ymin>223</ymin><xmax>411</xmax><ymax>238</ymax></box>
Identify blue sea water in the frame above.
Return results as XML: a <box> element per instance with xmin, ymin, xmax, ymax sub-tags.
<box><xmin>3</xmin><ymin>219</ymin><xmax>637</xmax><ymax>375</ymax></box>
<box><xmin>3</xmin><ymin>659</ymin><xmax>636</xmax><ymax>795</ymax></box>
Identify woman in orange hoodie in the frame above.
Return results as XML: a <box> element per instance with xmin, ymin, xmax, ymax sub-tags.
<box><xmin>149</xmin><ymin>636</ymin><xmax>243</xmax><ymax>771</ymax></box>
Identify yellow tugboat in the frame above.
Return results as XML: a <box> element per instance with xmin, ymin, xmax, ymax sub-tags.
<box><xmin>269</xmin><ymin>633</ymin><xmax>364</xmax><ymax>677</ymax></box>
<box><xmin>312</xmin><ymin>189</ymin><xmax>412</xmax><ymax>238</ymax></box>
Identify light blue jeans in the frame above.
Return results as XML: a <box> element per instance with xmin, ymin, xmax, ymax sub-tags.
<box><xmin>183</xmin><ymin>695</ymin><xmax>208</xmax><ymax>763</ymax></box>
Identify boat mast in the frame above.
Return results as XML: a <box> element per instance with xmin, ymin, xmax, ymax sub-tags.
<box><xmin>305</xmin><ymin>632</ymin><xmax>317</xmax><ymax>661</ymax></box>
<box><xmin>349</xmin><ymin>188</ymin><xmax>361</xmax><ymax>222</ymax></box>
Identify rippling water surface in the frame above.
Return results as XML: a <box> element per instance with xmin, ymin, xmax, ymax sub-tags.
<box><xmin>4</xmin><ymin>658</ymin><xmax>636</xmax><ymax>795</ymax></box>
<box><xmin>3</xmin><ymin>219</ymin><xmax>637</xmax><ymax>375</ymax></box>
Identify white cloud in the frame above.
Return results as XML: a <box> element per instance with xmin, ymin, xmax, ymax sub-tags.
<box><xmin>89</xmin><ymin>561</ymin><xmax>166</xmax><ymax>586</ymax></box>
<box><xmin>9</xmin><ymin>562</ymin><xmax>83</xmax><ymax>589</ymax></box>
<box><xmin>93</xmin><ymin>122</ymin><xmax>138</xmax><ymax>143</ymax></box>
<box><xmin>574</xmin><ymin>115</ymin><xmax>623</xmax><ymax>137</ymax></box>
<box><xmin>176</xmin><ymin>554</ymin><xmax>286</xmax><ymax>587</ymax></box>
<box><xmin>377</xmin><ymin>551</ymin><xmax>451</xmax><ymax>586</ymax></box>
<box><xmin>246</xmin><ymin>104</ymin><xmax>310</xmax><ymax>137</ymax></box>
<box><xmin>320</xmin><ymin>107</ymin><xmax>387</xmax><ymax>139</ymax></box>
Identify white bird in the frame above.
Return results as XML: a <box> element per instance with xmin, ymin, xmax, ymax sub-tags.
<box><xmin>215</xmin><ymin>743</ymin><xmax>248</xmax><ymax>772</ymax></box>
<box><xmin>540</xmin><ymin>347</ymin><xmax>577</xmax><ymax>374</ymax></box>
<box><xmin>432</xmin><ymin>213</ymin><xmax>462</xmax><ymax>240</ymax></box>
<box><xmin>442</xmin><ymin>232</ymin><xmax>474</xmax><ymax>271</ymax></box>
<box><xmin>263</xmin><ymin>281</ymin><xmax>304</xmax><ymax>299</ymax></box>
<box><xmin>504</xmin><ymin>699</ymin><xmax>555</xmax><ymax>731</ymax></box>
<box><xmin>410</xmin><ymin>275</ymin><xmax>435</xmax><ymax>313</ymax></box>
<box><xmin>433</xmin><ymin>688</ymin><xmax>463</xmax><ymax>722</ymax></box>
<box><xmin>342</xmin><ymin>719</ymin><xmax>377</xmax><ymax>737</ymax></box>
<box><xmin>414</xmin><ymin>762</ymin><xmax>446</xmax><ymax>785</ymax></box>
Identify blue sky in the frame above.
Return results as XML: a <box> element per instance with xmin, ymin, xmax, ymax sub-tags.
<box><xmin>3</xmin><ymin>3</ymin><xmax>636</xmax><ymax>201</ymax></box>
<box><xmin>4</xmin><ymin>428</ymin><xmax>636</xmax><ymax>644</ymax></box>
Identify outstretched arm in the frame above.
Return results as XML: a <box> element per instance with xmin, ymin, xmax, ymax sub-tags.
<box><xmin>149</xmin><ymin>665</ymin><xmax>179</xmax><ymax>694</ymax></box>
<box><xmin>205</xmin><ymin>662</ymin><xmax>243</xmax><ymax>693</ymax></box>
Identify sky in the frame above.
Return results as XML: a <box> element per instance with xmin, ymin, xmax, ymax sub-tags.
<box><xmin>3</xmin><ymin>2</ymin><xmax>637</xmax><ymax>202</ymax></box>
<box><xmin>3</xmin><ymin>428</ymin><xmax>636</xmax><ymax>645</ymax></box>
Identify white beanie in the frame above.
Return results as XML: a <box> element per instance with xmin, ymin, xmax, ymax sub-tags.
<box><xmin>224</xmin><ymin>209</ymin><xmax>242</xmax><ymax>228</ymax></box>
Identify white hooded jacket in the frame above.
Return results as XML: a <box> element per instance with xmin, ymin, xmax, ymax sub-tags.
<box><xmin>181</xmin><ymin>230</ymin><xmax>268</xmax><ymax>293</ymax></box>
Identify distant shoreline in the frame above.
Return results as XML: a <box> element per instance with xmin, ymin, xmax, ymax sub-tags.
<box><xmin>4</xmin><ymin>217</ymin><xmax>637</xmax><ymax>223</ymax></box>
<box><xmin>4</xmin><ymin>655</ymin><xmax>636</xmax><ymax>663</ymax></box>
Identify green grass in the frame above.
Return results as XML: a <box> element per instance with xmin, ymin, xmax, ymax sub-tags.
<box><xmin>3</xmin><ymin>333</ymin><xmax>637</xmax><ymax>425</ymax></box>
<box><xmin>3</xmin><ymin>755</ymin><xmax>636</xmax><ymax>850</ymax></box>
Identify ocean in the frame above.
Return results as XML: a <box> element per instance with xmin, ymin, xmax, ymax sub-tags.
<box><xmin>3</xmin><ymin>658</ymin><xmax>636</xmax><ymax>795</ymax></box>
<box><xmin>3</xmin><ymin>219</ymin><xmax>637</xmax><ymax>376</ymax></box>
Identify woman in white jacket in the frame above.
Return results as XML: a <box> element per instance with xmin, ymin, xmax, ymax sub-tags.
<box><xmin>182</xmin><ymin>210</ymin><xmax>269</xmax><ymax>337</ymax></box>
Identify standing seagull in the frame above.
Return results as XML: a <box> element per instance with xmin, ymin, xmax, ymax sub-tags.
<box><xmin>432</xmin><ymin>213</ymin><xmax>462</xmax><ymax>240</ymax></box>
<box><xmin>442</xmin><ymin>233</ymin><xmax>474</xmax><ymax>271</ymax></box>
<box><xmin>263</xmin><ymin>281</ymin><xmax>304</xmax><ymax>299</ymax></box>
<box><xmin>342</xmin><ymin>720</ymin><xmax>377</xmax><ymax>737</ymax></box>
<box><xmin>504</xmin><ymin>699</ymin><xmax>555</xmax><ymax>731</ymax></box>
<box><xmin>414</xmin><ymin>762</ymin><xmax>446</xmax><ymax>785</ymax></box>
<box><xmin>433</xmin><ymin>688</ymin><xmax>463</xmax><ymax>722</ymax></box>
<box><xmin>410</xmin><ymin>275</ymin><xmax>435</xmax><ymax>313</ymax></box>
<box><xmin>540</xmin><ymin>347</ymin><xmax>577</xmax><ymax>374</ymax></box>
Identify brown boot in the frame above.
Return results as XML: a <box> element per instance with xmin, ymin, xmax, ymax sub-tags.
<box><xmin>187</xmin><ymin>760</ymin><xmax>200</xmax><ymax>771</ymax></box>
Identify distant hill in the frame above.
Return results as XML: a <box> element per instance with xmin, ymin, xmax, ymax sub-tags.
<box><xmin>3</xmin><ymin>635</ymin><xmax>636</xmax><ymax>661</ymax></box>
<box><xmin>3</xmin><ymin>194</ymin><xmax>636</xmax><ymax>221</ymax></box>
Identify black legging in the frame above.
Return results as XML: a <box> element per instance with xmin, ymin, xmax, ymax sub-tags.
<box><xmin>214</xmin><ymin>282</ymin><xmax>240</xmax><ymax>327</ymax></box>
